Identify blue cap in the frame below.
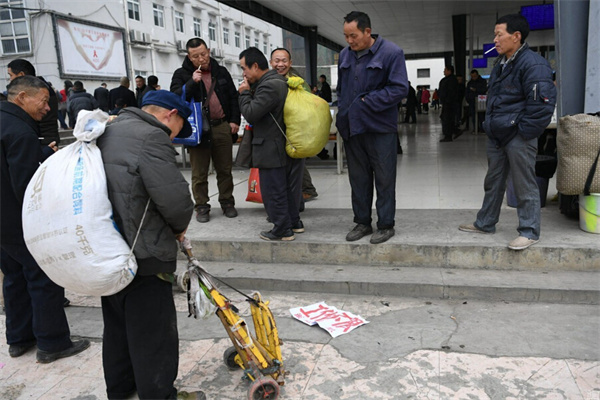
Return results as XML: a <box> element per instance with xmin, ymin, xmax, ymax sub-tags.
<box><xmin>141</xmin><ymin>90</ymin><xmax>193</xmax><ymax>138</ymax></box>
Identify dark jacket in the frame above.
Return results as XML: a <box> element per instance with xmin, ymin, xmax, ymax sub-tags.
<box><xmin>108</xmin><ymin>85</ymin><xmax>137</xmax><ymax>111</ymax></box>
<box><xmin>319</xmin><ymin>81</ymin><xmax>332</xmax><ymax>103</ymax></box>
<box><xmin>37</xmin><ymin>77</ymin><xmax>60</xmax><ymax>146</ymax></box>
<box><xmin>97</xmin><ymin>108</ymin><xmax>194</xmax><ymax>275</ymax></box>
<box><xmin>67</xmin><ymin>90</ymin><xmax>99</xmax><ymax>126</ymax></box>
<box><xmin>483</xmin><ymin>43</ymin><xmax>557</xmax><ymax>147</ymax></box>
<box><xmin>238</xmin><ymin>69</ymin><xmax>288</xmax><ymax>169</ymax></box>
<box><xmin>170</xmin><ymin>57</ymin><xmax>241</xmax><ymax>127</ymax></box>
<box><xmin>94</xmin><ymin>86</ymin><xmax>110</xmax><ymax>111</ymax></box>
<box><xmin>336</xmin><ymin>35</ymin><xmax>408</xmax><ymax>139</ymax></box>
<box><xmin>137</xmin><ymin>85</ymin><xmax>155</xmax><ymax>107</ymax></box>
<box><xmin>466</xmin><ymin>76</ymin><xmax>487</xmax><ymax>104</ymax></box>
<box><xmin>1</xmin><ymin>101</ymin><xmax>53</xmax><ymax>245</ymax></box>
<box><xmin>438</xmin><ymin>74</ymin><xmax>459</xmax><ymax>106</ymax></box>
<box><xmin>405</xmin><ymin>85</ymin><xmax>418</xmax><ymax>108</ymax></box>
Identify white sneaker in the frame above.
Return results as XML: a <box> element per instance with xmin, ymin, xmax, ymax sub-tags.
<box><xmin>508</xmin><ymin>236</ymin><xmax>539</xmax><ymax>250</ymax></box>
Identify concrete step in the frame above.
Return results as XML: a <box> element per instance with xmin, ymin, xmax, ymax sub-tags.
<box><xmin>184</xmin><ymin>208</ymin><xmax>600</xmax><ymax>272</ymax></box>
<box><xmin>177</xmin><ymin>261</ymin><xmax>600</xmax><ymax>305</ymax></box>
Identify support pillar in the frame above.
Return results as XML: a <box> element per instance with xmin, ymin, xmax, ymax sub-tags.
<box><xmin>304</xmin><ymin>25</ymin><xmax>318</xmax><ymax>88</ymax></box>
<box><xmin>452</xmin><ymin>14</ymin><xmax>467</xmax><ymax>78</ymax></box>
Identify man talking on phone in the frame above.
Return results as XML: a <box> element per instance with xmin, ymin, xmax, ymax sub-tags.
<box><xmin>170</xmin><ymin>37</ymin><xmax>241</xmax><ymax>223</ymax></box>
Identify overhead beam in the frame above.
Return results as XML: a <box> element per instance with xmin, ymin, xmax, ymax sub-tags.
<box><xmin>218</xmin><ymin>0</ymin><xmax>343</xmax><ymax>52</ymax></box>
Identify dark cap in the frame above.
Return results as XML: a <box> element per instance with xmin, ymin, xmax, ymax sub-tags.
<box><xmin>141</xmin><ymin>90</ymin><xmax>193</xmax><ymax>139</ymax></box>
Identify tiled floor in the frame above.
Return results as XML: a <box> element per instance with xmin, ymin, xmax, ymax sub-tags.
<box><xmin>187</xmin><ymin>109</ymin><xmax>557</xmax><ymax>211</ymax></box>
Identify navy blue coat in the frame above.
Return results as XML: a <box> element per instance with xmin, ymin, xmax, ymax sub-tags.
<box><xmin>483</xmin><ymin>44</ymin><xmax>556</xmax><ymax>147</ymax></box>
<box><xmin>0</xmin><ymin>101</ymin><xmax>53</xmax><ymax>245</ymax></box>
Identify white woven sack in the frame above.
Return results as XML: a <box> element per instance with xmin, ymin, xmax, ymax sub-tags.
<box><xmin>22</xmin><ymin>110</ymin><xmax>137</xmax><ymax>296</ymax></box>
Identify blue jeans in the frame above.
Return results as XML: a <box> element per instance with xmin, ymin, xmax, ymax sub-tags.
<box><xmin>0</xmin><ymin>243</ymin><xmax>71</xmax><ymax>352</ymax></box>
<box><xmin>344</xmin><ymin>132</ymin><xmax>397</xmax><ymax>229</ymax></box>
<box><xmin>475</xmin><ymin>135</ymin><xmax>540</xmax><ymax>239</ymax></box>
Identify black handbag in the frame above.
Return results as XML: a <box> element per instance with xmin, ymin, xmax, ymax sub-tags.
<box><xmin>234</xmin><ymin>124</ymin><xmax>253</xmax><ymax>168</ymax></box>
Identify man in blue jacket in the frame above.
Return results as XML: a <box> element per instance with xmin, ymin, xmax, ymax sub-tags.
<box><xmin>459</xmin><ymin>14</ymin><xmax>556</xmax><ymax>250</ymax></box>
<box><xmin>336</xmin><ymin>11</ymin><xmax>408</xmax><ymax>244</ymax></box>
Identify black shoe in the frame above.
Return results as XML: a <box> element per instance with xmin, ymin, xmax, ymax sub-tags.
<box><xmin>260</xmin><ymin>229</ymin><xmax>295</xmax><ymax>241</ymax></box>
<box><xmin>346</xmin><ymin>224</ymin><xmax>373</xmax><ymax>242</ymax></box>
<box><xmin>196</xmin><ymin>207</ymin><xmax>210</xmax><ymax>223</ymax></box>
<box><xmin>177</xmin><ymin>390</ymin><xmax>207</xmax><ymax>400</ymax></box>
<box><xmin>370</xmin><ymin>228</ymin><xmax>395</xmax><ymax>244</ymax></box>
<box><xmin>63</xmin><ymin>297</ymin><xmax>70</xmax><ymax>307</ymax></box>
<box><xmin>9</xmin><ymin>340</ymin><xmax>36</xmax><ymax>358</ymax></box>
<box><xmin>292</xmin><ymin>220</ymin><xmax>305</xmax><ymax>233</ymax></box>
<box><xmin>37</xmin><ymin>339</ymin><xmax>90</xmax><ymax>364</ymax></box>
<box><xmin>222</xmin><ymin>205</ymin><xmax>238</xmax><ymax>218</ymax></box>
<box><xmin>439</xmin><ymin>137</ymin><xmax>453</xmax><ymax>142</ymax></box>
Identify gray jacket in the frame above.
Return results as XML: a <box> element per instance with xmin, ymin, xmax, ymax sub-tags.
<box><xmin>238</xmin><ymin>69</ymin><xmax>288</xmax><ymax>169</ymax></box>
<box><xmin>97</xmin><ymin>108</ymin><xmax>193</xmax><ymax>275</ymax></box>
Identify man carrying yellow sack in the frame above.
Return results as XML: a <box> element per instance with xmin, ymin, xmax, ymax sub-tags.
<box><xmin>270</xmin><ymin>48</ymin><xmax>331</xmax><ymax>203</ymax></box>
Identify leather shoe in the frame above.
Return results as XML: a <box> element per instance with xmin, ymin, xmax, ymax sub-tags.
<box><xmin>346</xmin><ymin>224</ymin><xmax>373</xmax><ymax>242</ymax></box>
<box><xmin>37</xmin><ymin>339</ymin><xmax>91</xmax><ymax>364</ymax></box>
<box><xmin>370</xmin><ymin>228</ymin><xmax>395</xmax><ymax>244</ymax></box>
<box><xmin>9</xmin><ymin>340</ymin><xmax>36</xmax><ymax>358</ymax></box>
<box><xmin>439</xmin><ymin>137</ymin><xmax>453</xmax><ymax>142</ymax></box>
<box><xmin>196</xmin><ymin>207</ymin><xmax>210</xmax><ymax>223</ymax></box>
<box><xmin>222</xmin><ymin>205</ymin><xmax>238</xmax><ymax>218</ymax></box>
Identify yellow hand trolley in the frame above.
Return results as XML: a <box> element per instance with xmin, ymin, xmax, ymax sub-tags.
<box><xmin>179</xmin><ymin>239</ymin><xmax>286</xmax><ymax>400</ymax></box>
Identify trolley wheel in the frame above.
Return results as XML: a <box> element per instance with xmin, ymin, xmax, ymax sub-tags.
<box><xmin>223</xmin><ymin>346</ymin><xmax>241</xmax><ymax>370</ymax></box>
<box><xmin>176</xmin><ymin>271</ymin><xmax>189</xmax><ymax>292</ymax></box>
<box><xmin>248</xmin><ymin>377</ymin><xmax>279</xmax><ymax>400</ymax></box>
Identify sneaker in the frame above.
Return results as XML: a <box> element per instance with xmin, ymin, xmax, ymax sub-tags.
<box><xmin>177</xmin><ymin>391</ymin><xmax>207</xmax><ymax>400</ymax></box>
<box><xmin>9</xmin><ymin>340</ymin><xmax>36</xmax><ymax>358</ymax></box>
<box><xmin>259</xmin><ymin>229</ymin><xmax>295</xmax><ymax>241</ymax></box>
<box><xmin>346</xmin><ymin>224</ymin><xmax>373</xmax><ymax>242</ymax></box>
<box><xmin>63</xmin><ymin>297</ymin><xmax>71</xmax><ymax>307</ymax></box>
<box><xmin>302</xmin><ymin>193</ymin><xmax>318</xmax><ymax>202</ymax></box>
<box><xmin>196</xmin><ymin>207</ymin><xmax>210</xmax><ymax>223</ymax></box>
<box><xmin>292</xmin><ymin>220</ymin><xmax>305</xmax><ymax>233</ymax></box>
<box><xmin>508</xmin><ymin>236</ymin><xmax>539</xmax><ymax>251</ymax></box>
<box><xmin>439</xmin><ymin>137</ymin><xmax>453</xmax><ymax>142</ymax></box>
<box><xmin>370</xmin><ymin>228</ymin><xmax>395</xmax><ymax>244</ymax></box>
<box><xmin>37</xmin><ymin>339</ymin><xmax>90</xmax><ymax>364</ymax></box>
<box><xmin>222</xmin><ymin>205</ymin><xmax>238</xmax><ymax>218</ymax></box>
<box><xmin>458</xmin><ymin>223</ymin><xmax>489</xmax><ymax>234</ymax></box>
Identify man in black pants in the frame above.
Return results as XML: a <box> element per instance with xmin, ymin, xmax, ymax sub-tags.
<box><xmin>439</xmin><ymin>65</ymin><xmax>459</xmax><ymax>142</ymax></box>
<box><xmin>97</xmin><ymin>90</ymin><xmax>201</xmax><ymax>399</ymax></box>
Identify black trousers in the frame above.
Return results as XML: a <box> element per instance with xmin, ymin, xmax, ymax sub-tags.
<box><xmin>441</xmin><ymin>104</ymin><xmax>457</xmax><ymax>139</ymax></box>
<box><xmin>101</xmin><ymin>273</ymin><xmax>178</xmax><ymax>400</ymax></box>
<box><xmin>259</xmin><ymin>157</ymin><xmax>304</xmax><ymax>236</ymax></box>
<box><xmin>0</xmin><ymin>243</ymin><xmax>71</xmax><ymax>352</ymax></box>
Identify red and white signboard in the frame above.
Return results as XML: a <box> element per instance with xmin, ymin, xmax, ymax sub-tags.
<box><xmin>290</xmin><ymin>302</ymin><xmax>369</xmax><ymax>338</ymax></box>
<box><xmin>55</xmin><ymin>17</ymin><xmax>127</xmax><ymax>78</ymax></box>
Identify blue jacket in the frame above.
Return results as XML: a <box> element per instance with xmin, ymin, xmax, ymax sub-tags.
<box><xmin>483</xmin><ymin>44</ymin><xmax>556</xmax><ymax>147</ymax></box>
<box><xmin>336</xmin><ymin>35</ymin><xmax>408</xmax><ymax>139</ymax></box>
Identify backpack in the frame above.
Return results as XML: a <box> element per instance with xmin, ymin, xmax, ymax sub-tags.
<box><xmin>282</xmin><ymin>76</ymin><xmax>332</xmax><ymax>158</ymax></box>
<box><xmin>22</xmin><ymin>110</ymin><xmax>140</xmax><ymax>296</ymax></box>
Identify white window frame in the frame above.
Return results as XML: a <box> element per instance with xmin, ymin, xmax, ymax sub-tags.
<box><xmin>245</xmin><ymin>34</ymin><xmax>250</xmax><ymax>49</ymax></box>
<box><xmin>234</xmin><ymin>30</ymin><xmax>240</xmax><ymax>48</ymax></box>
<box><xmin>223</xmin><ymin>26</ymin><xmax>229</xmax><ymax>45</ymax></box>
<box><xmin>153</xmin><ymin>3</ymin><xmax>164</xmax><ymax>28</ymax></box>
<box><xmin>193</xmin><ymin>17</ymin><xmax>201</xmax><ymax>37</ymax></box>
<box><xmin>0</xmin><ymin>0</ymin><xmax>31</xmax><ymax>55</ymax></box>
<box><xmin>127</xmin><ymin>0</ymin><xmax>140</xmax><ymax>21</ymax></box>
<box><xmin>208</xmin><ymin>20</ymin><xmax>216</xmax><ymax>41</ymax></box>
<box><xmin>174</xmin><ymin>11</ymin><xmax>184</xmax><ymax>33</ymax></box>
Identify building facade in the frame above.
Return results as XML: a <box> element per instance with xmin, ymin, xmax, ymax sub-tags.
<box><xmin>0</xmin><ymin>0</ymin><xmax>283</xmax><ymax>93</ymax></box>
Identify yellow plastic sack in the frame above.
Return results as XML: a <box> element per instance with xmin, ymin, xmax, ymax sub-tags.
<box><xmin>283</xmin><ymin>76</ymin><xmax>332</xmax><ymax>158</ymax></box>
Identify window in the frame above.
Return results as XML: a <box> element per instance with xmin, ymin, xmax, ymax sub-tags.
<box><xmin>223</xmin><ymin>27</ymin><xmax>229</xmax><ymax>45</ymax></box>
<box><xmin>417</xmin><ymin>68</ymin><xmax>430</xmax><ymax>78</ymax></box>
<box><xmin>193</xmin><ymin>17</ymin><xmax>201</xmax><ymax>37</ymax></box>
<box><xmin>234</xmin><ymin>30</ymin><xmax>240</xmax><ymax>48</ymax></box>
<box><xmin>127</xmin><ymin>0</ymin><xmax>140</xmax><ymax>21</ymax></box>
<box><xmin>208</xmin><ymin>20</ymin><xmax>216</xmax><ymax>41</ymax></box>
<box><xmin>263</xmin><ymin>41</ymin><xmax>267</xmax><ymax>54</ymax></box>
<box><xmin>0</xmin><ymin>0</ymin><xmax>30</xmax><ymax>55</ymax></box>
<box><xmin>254</xmin><ymin>38</ymin><xmax>259</xmax><ymax>48</ymax></box>
<box><xmin>134</xmin><ymin>69</ymin><xmax>148</xmax><ymax>77</ymax></box>
<box><xmin>153</xmin><ymin>4</ymin><xmax>164</xmax><ymax>28</ymax></box>
<box><xmin>245</xmin><ymin>34</ymin><xmax>250</xmax><ymax>49</ymax></box>
<box><xmin>174</xmin><ymin>11</ymin><xmax>184</xmax><ymax>33</ymax></box>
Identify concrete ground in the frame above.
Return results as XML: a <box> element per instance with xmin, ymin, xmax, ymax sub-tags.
<box><xmin>1</xmin><ymin>111</ymin><xmax>598</xmax><ymax>399</ymax></box>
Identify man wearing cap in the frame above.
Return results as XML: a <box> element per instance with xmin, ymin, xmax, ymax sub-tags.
<box><xmin>97</xmin><ymin>90</ymin><xmax>202</xmax><ymax>399</ymax></box>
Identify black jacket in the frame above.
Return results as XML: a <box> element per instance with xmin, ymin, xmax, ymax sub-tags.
<box><xmin>319</xmin><ymin>81</ymin><xmax>332</xmax><ymax>103</ymax></box>
<box><xmin>439</xmin><ymin>74</ymin><xmax>459</xmax><ymax>106</ymax></box>
<box><xmin>466</xmin><ymin>77</ymin><xmax>487</xmax><ymax>104</ymax></box>
<box><xmin>97</xmin><ymin>108</ymin><xmax>194</xmax><ymax>275</ymax></box>
<box><xmin>170</xmin><ymin>56</ymin><xmax>241</xmax><ymax>126</ymax></box>
<box><xmin>67</xmin><ymin>90</ymin><xmax>99</xmax><ymax>126</ymax></box>
<box><xmin>94</xmin><ymin>86</ymin><xmax>110</xmax><ymax>111</ymax></box>
<box><xmin>37</xmin><ymin>77</ymin><xmax>60</xmax><ymax>146</ymax></box>
<box><xmin>108</xmin><ymin>85</ymin><xmax>137</xmax><ymax>111</ymax></box>
<box><xmin>238</xmin><ymin>69</ymin><xmax>288</xmax><ymax>169</ymax></box>
<box><xmin>1</xmin><ymin>101</ymin><xmax>53</xmax><ymax>245</ymax></box>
